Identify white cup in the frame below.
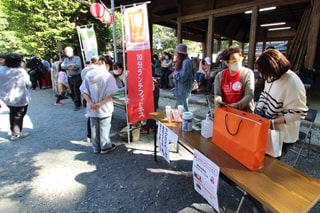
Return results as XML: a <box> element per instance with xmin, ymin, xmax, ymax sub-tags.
<box><xmin>165</xmin><ymin>106</ymin><xmax>172</xmax><ymax>123</ymax></box>
<box><xmin>177</xmin><ymin>105</ymin><xmax>184</xmax><ymax>116</ymax></box>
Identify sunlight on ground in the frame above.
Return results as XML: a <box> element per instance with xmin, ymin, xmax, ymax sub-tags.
<box><xmin>147</xmin><ymin>168</ymin><xmax>192</xmax><ymax>176</ymax></box>
<box><xmin>0</xmin><ymin>103</ymin><xmax>34</xmax><ymax>133</ymax></box>
<box><xmin>30</xmin><ymin>150</ymin><xmax>95</xmax><ymax>200</ymax></box>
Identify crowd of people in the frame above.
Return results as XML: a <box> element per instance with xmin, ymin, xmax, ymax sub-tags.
<box><xmin>0</xmin><ymin>43</ymin><xmax>309</xmax><ymax>157</ymax></box>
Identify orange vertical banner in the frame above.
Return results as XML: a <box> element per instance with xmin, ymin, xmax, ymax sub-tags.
<box><xmin>124</xmin><ymin>4</ymin><xmax>154</xmax><ymax>123</ymax></box>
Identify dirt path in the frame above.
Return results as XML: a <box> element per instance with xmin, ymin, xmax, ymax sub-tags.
<box><xmin>0</xmin><ymin>89</ymin><xmax>319</xmax><ymax>213</ymax></box>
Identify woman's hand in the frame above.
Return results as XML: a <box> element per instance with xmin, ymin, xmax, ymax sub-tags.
<box><xmin>214</xmin><ymin>96</ymin><xmax>222</xmax><ymax>105</ymax></box>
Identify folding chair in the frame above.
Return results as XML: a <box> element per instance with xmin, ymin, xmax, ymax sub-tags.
<box><xmin>292</xmin><ymin>109</ymin><xmax>318</xmax><ymax>166</ymax></box>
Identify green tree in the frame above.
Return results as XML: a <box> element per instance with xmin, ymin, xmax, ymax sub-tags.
<box><xmin>1</xmin><ymin>0</ymin><xmax>113</xmax><ymax>60</ymax></box>
<box><xmin>152</xmin><ymin>24</ymin><xmax>177</xmax><ymax>55</ymax></box>
<box><xmin>0</xmin><ymin>3</ymin><xmax>27</xmax><ymax>54</ymax></box>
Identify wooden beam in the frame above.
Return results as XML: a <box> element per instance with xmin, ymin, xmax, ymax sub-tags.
<box><xmin>206</xmin><ymin>15</ymin><xmax>215</xmax><ymax>57</ymax></box>
<box><xmin>248</xmin><ymin>6</ymin><xmax>258</xmax><ymax>70</ymax></box>
<box><xmin>306</xmin><ymin>0</ymin><xmax>320</xmax><ymax>70</ymax></box>
<box><xmin>177</xmin><ymin>0</ymin><xmax>309</xmax><ymax>23</ymax></box>
<box><xmin>177</xmin><ymin>0</ymin><xmax>182</xmax><ymax>43</ymax></box>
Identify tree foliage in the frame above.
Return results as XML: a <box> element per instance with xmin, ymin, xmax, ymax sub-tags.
<box><xmin>0</xmin><ymin>1</ymin><xmax>202</xmax><ymax>61</ymax></box>
<box><xmin>0</xmin><ymin>0</ymin><xmax>113</xmax><ymax>60</ymax></box>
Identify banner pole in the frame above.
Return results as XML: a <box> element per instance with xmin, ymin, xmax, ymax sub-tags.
<box><xmin>121</xmin><ymin>5</ymin><xmax>130</xmax><ymax>144</ymax></box>
<box><xmin>110</xmin><ymin>0</ymin><xmax>118</xmax><ymax>62</ymax></box>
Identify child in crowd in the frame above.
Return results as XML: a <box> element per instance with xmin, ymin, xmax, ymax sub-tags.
<box><xmin>55</xmin><ymin>70</ymin><xmax>71</xmax><ymax>106</ymax></box>
<box><xmin>141</xmin><ymin>78</ymin><xmax>160</xmax><ymax>133</ymax></box>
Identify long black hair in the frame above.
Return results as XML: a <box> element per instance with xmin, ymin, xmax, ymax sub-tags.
<box><xmin>5</xmin><ymin>53</ymin><xmax>22</xmax><ymax>68</ymax></box>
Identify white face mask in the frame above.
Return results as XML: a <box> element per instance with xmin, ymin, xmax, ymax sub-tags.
<box><xmin>229</xmin><ymin>61</ymin><xmax>242</xmax><ymax>71</ymax></box>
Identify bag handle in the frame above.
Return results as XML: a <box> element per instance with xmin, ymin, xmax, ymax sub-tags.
<box><xmin>225</xmin><ymin>114</ymin><xmax>243</xmax><ymax>136</ymax></box>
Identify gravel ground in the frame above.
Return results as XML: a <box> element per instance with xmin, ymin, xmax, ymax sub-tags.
<box><xmin>0</xmin><ymin>88</ymin><xmax>319</xmax><ymax>213</ymax></box>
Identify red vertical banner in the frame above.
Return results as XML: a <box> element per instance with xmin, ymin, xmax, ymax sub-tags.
<box><xmin>124</xmin><ymin>4</ymin><xmax>154</xmax><ymax>123</ymax></box>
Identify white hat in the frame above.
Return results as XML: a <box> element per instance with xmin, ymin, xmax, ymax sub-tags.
<box><xmin>204</xmin><ymin>57</ymin><xmax>211</xmax><ymax>65</ymax></box>
<box><xmin>174</xmin><ymin>43</ymin><xmax>188</xmax><ymax>55</ymax></box>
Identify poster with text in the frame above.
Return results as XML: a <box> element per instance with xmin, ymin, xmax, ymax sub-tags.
<box><xmin>193</xmin><ymin>149</ymin><xmax>220</xmax><ymax>212</ymax></box>
<box><xmin>124</xmin><ymin>4</ymin><xmax>154</xmax><ymax>123</ymax></box>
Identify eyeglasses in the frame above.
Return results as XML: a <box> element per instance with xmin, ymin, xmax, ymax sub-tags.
<box><xmin>228</xmin><ymin>56</ymin><xmax>244</xmax><ymax>64</ymax></box>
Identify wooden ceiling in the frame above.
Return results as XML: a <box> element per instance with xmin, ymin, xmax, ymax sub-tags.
<box><xmin>104</xmin><ymin>0</ymin><xmax>310</xmax><ymax>43</ymax></box>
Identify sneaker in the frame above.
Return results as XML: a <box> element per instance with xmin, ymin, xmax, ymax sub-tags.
<box><xmin>87</xmin><ymin>137</ymin><xmax>91</xmax><ymax>143</ymax></box>
<box><xmin>100</xmin><ymin>144</ymin><xmax>116</xmax><ymax>154</ymax></box>
<box><xmin>10</xmin><ymin>133</ymin><xmax>29</xmax><ymax>141</ymax></box>
<box><xmin>61</xmin><ymin>96</ymin><xmax>68</xmax><ymax>100</ymax></box>
<box><xmin>55</xmin><ymin>102</ymin><xmax>64</xmax><ymax>106</ymax></box>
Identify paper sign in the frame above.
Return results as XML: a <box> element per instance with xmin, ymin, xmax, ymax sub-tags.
<box><xmin>193</xmin><ymin>149</ymin><xmax>220</xmax><ymax>212</ymax></box>
<box><xmin>157</xmin><ymin>121</ymin><xmax>178</xmax><ymax>163</ymax></box>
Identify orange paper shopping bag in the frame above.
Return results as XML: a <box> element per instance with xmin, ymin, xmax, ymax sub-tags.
<box><xmin>212</xmin><ymin>106</ymin><xmax>270</xmax><ymax>170</ymax></box>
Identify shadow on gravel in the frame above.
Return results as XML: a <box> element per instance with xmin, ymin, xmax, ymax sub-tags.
<box><xmin>0</xmin><ymin>89</ymin><xmax>319</xmax><ymax>212</ymax></box>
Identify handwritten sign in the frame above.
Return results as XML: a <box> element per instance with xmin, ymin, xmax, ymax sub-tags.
<box><xmin>157</xmin><ymin>121</ymin><xmax>178</xmax><ymax>163</ymax></box>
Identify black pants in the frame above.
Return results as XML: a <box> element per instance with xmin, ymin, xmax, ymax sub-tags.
<box><xmin>160</xmin><ymin>68</ymin><xmax>171</xmax><ymax>88</ymax></box>
<box><xmin>30</xmin><ymin>72</ymin><xmax>42</xmax><ymax>89</ymax></box>
<box><xmin>8</xmin><ymin>105</ymin><xmax>28</xmax><ymax>136</ymax></box>
<box><xmin>68</xmin><ymin>74</ymin><xmax>82</xmax><ymax>107</ymax></box>
<box><xmin>87</xmin><ymin>118</ymin><xmax>91</xmax><ymax>139</ymax></box>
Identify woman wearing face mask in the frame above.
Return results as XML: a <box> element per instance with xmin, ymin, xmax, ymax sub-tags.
<box><xmin>214</xmin><ymin>46</ymin><xmax>254</xmax><ymax>112</ymax></box>
<box><xmin>111</xmin><ymin>62</ymin><xmax>127</xmax><ymax>92</ymax></box>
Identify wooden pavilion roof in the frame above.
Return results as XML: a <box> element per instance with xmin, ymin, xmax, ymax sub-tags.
<box><xmin>105</xmin><ymin>0</ymin><xmax>310</xmax><ymax>43</ymax></box>
<box><xmin>103</xmin><ymin>0</ymin><xmax>319</xmax><ymax>71</ymax></box>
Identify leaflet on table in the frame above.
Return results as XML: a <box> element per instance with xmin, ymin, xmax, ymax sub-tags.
<box><xmin>157</xmin><ymin>121</ymin><xmax>178</xmax><ymax>163</ymax></box>
<box><xmin>193</xmin><ymin>149</ymin><xmax>220</xmax><ymax>212</ymax></box>
<box><xmin>192</xmin><ymin>117</ymin><xmax>201</xmax><ymax>131</ymax></box>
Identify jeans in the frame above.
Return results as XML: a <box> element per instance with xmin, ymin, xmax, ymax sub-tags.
<box><xmin>175</xmin><ymin>95</ymin><xmax>190</xmax><ymax>112</ymax></box>
<box><xmin>194</xmin><ymin>72</ymin><xmax>204</xmax><ymax>84</ymax></box>
<box><xmin>90</xmin><ymin>116</ymin><xmax>112</xmax><ymax>152</ymax></box>
<box><xmin>8</xmin><ymin>105</ymin><xmax>28</xmax><ymax>136</ymax></box>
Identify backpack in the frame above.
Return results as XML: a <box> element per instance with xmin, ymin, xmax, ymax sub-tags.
<box><xmin>36</xmin><ymin>60</ymin><xmax>46</xmax><ymax>73</ymax></box>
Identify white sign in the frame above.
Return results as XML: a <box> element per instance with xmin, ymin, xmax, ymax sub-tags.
<box><xmin>157</xmin><ymin>121</ymin><xmax>178</xmax><ymax>163</ymax></box>
<box><xmin>193</xmin><ymin>149</ymin><xmax>220</xmax><ymax>212</ymax></box>
<box><xmin>77</xmin><ymin>25</ymin><xmax>98</xmax><ymax>62</ymax></box>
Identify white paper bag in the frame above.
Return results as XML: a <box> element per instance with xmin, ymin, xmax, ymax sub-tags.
<box><xmin>265</xmin><ymin>127</ymin><xmax>284</xmax><ymax>158</ymax></box>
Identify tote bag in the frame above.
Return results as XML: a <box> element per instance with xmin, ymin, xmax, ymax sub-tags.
<box><xmin>212</xmin><ymin>106</ymin><xmax>270</xmax><ymax>170</ymax></box>
<box><xmin>265</xmin><ymin>121</ymin><xmax>284</xmax><ymax>157</ymax></box>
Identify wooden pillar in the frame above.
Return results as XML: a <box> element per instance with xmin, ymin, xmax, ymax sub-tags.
<box><xmin>262</xmin><ymin>41</ymin><xmax>266</xmax><ymax>52</ymax></box>
<box><xmin>177</xmin><ymin>21</ymin><xmax>182</xmax><ymax>43</ymax></box>
<box><xmin>306</xmin><ymin>0</ymin><xmax>320</xmax><ymax>70</ymax></box>
<box><xmin>241</xmin><ymin>42</ymin><xmax>245</xmax><ymax>51</ymax></box>
<box><xmin>207</xmin><ymin>15</ymin><xmax>215</xmax><ymax>58</ymax></box>
<box><xmin>177</xmin><ymin>0</ymin><xmax>183</xmax><ymax>44</ymax></box>
<box><xmin>248</xmin><ymin>6</ymin><xmax>258</xmax><ymax>70</ymax></box>
<box><xmin>217</xmin><ymin>37</ymin><xmax>221</xmax><ymax>52</ymax></box>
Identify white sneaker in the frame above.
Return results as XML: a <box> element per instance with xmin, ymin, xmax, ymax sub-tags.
<box><xmin>10</xmin><ymin>133</ymin><xmax>30</xmax><ymax>141</ymax></box>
